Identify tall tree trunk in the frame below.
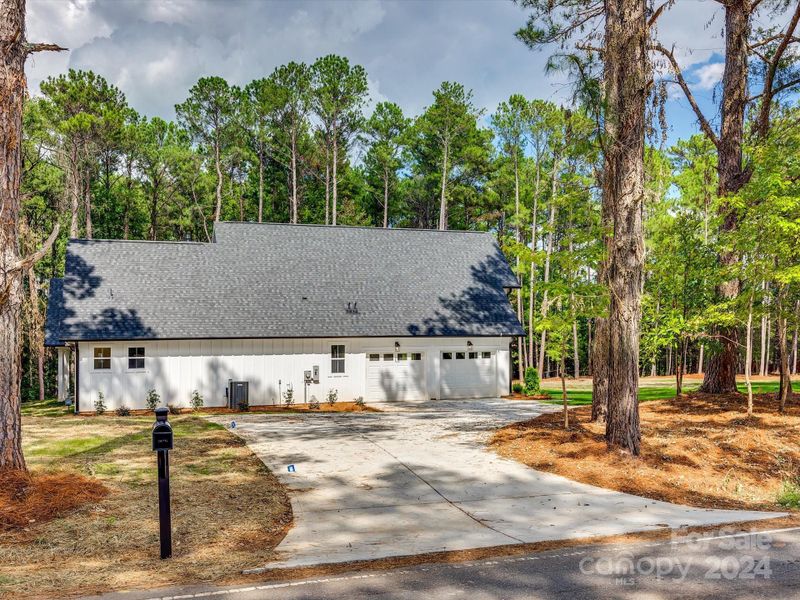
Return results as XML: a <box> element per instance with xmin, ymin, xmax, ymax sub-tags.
<box><xmin>0</xmin><ymin>22</ymin><xmax>24</xmax><ymax>460</ymax></box>
<box><xmin>83</xmin><ymin>172</ymin><xmax>92</xmax><ymax>239</ymax></box>
<box><xmin>123</xmin><ymin>156</ymin><xmax>132</xmax><ymax>239</ymax></box>
<box><xmin>699</xmin><ymin>0</ymin><xmax>750</xmax><ymax>394</ymax></box>
<box><xmin>68</xmin><ymin>147</ymin><xmax>79</xmax><ymax>238</ymax></box>
<box><xmin>745</xmin><ymin>291</ymin><xmax>754</xmax><ymax>417</ymax></box>
<box><xmin>332</xmin><ymin>131</ymin><xmax>338</xmax><ymax>226</ymax></box>
<box><xmin>149</xmin><ymin>187</ymin><xmax>158</xmax><ymax>241</ymax></box>
<box><xmin>760</xmin><ymin>281</ymin><xmax>768</xmax><ymax>376</ymax></box>
<box><xmin>438</xmin><ymin>141</ymin><xmax>449</xmax><ymax>230</ymax></box>
<box><xmin>777</xmin><ymin>287</ymin><xmax>793</xmax><ymax>412</ymax></box>
<box><xmin>214</xmin><ymin>139</ymin><xmax>223</xmax><ymax>222</ymax></box>
<box><xmin>697</xmin><ymin>343</ymin><xmax>704</xmax><ymax>374</ymax></box>
<box><xmin>324</xmin><ymin>155</ymin><xmax>330</xmax><ymax>225</ymax></box>
<box><xmin>383</xmin><ymin>166</ymin><xmax>389</xmax><ymax>228</ymax></box>
<box><xmin>603</xmin><ymin>0</ymin><xmax>648</xmax><ymax>455</ymax></box>
<box><xmin>258</xmin><ymin>147</ymin><xmax>264</xmax><ymax>223</ymax></box>
<box><xmin>291</xmin><ymin>131</ymin><xmax>298</xmax><ymax>224</ymax></box>
<box><xmin>537</xmin><ymin>155</ymin><xmax>559</xmax><ymax>375</ymax></box>
<box><xmin>514</xmin><ymin>154</ymin><xmax>525</xmax><ymax>376</ymax></box>
<box><xmin>27</xmin><ymin>269</ymin><xmax>44</xmax><ymax>402</ymax></box>
<box><xmin>561</xmin><ymin>355</ymin><xmax>568</xmax><ymax>429</ymax></box>
<box><xmin>792</xmin><ymin>300</ymin><xmax>799</xmax><ymax>375</ymax></box>
<box><xmin>528</xmin><ymin>161</ymin><xmax>541</xmax><ymax>369</ymax></box>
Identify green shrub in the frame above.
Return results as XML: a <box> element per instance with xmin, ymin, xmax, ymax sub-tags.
<box><xmin>778</xmin><ymin>480</ymin><xmax>800</xmax><ymax>508</ymax></box>
<box><xmin>524</xmin><ymin>367</ymin><xmax>541</xmax><ymax>395</ymax></box>
<box><xmin>326</xmin><ymin>389</ymin><xmax>338</xmax><ymax>406</ymax></box>
<box><xmin>354</xmin><ymin>396</ymin><xmax>365</xmax><ymax>408</ymax></box>
<box><xmin>237</xmin><ymin>398</ymin><xmax>250</xmax><ymax>412</ymax></box>
<box><xmin>167</xmin><ymin>403</ymin><xmax>181</xmax><ymax>415</ymax></box>
<box><xmin>94</xmin><ymin>392</ymin><xmax>106</xmax><ymax>415</ymax></box>
<box><xmin>512</xmin><ymin>382</ymin><xmax>524</xmax><ymax>394</ymax></box>
<box><xmin>115</xmin><ymin>405</ymin><xmax>131</xmax><ymax>417</ymax></box>
<box><xmin>190</xmin><ymin>390</ymin><xmax>204</xmax><ymax>411</ymax></box>
<box><xmin>145</xmin><ymin>389</ymin><xmax>161</xmax><ymax>411</ymax></box>
<box><xmin>283</xmin><ymin>387</ymin><xmax>294</xmax><ymax>408</ymax></box>
<box><xmin>309</xmin><ymin>395</ymin><xmax>320</xmax><ymax>410</ymax></box>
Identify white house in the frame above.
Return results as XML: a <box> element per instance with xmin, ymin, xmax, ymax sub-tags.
<box><xmin>45</xmin><ymin>222</ymin><xmax>523</xmax><ymax>412</ymax></box>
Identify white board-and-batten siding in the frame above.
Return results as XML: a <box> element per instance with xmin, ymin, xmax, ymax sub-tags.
<box><xmin>76</xmin><ymin>337</ymin><xmax>511</xmax><ymax>412</ymax></box>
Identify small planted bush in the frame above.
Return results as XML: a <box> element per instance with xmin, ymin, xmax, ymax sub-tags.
<box><xmin>115</xmin><ymin>405</ymin><xmax>131</xmax><ymax>417</ymax></box>
<box><xmin>167</xmin><ymin>403</ymin><xmax>181</xmax><ymax>415</ymax></box>
<box><xmin>326</xmin><ymin>389</ymin><xmax>338</xmax><ymax>406</ymax></box>
<box><xmin>309</xmin><ymin>395</ymin><xmax>320</xmax><ymax>410</ymax></box>
<box><xmin>283</xmin><ymin>387</ymin><xmax>294</xmax><ymax>408</ymax></box>
<box><xmin>354</xmin><ymin>396</ymin><xmax>365</xmax><ymax>408</ymax></box>
<box><xmin>145</xmin><ymin>389</ymin><xmax>161</xmax><ymax>411</ymax></box>
<box><xmin>94</xmin><ymin>391</ymin><xmax>106</xmax><ymax>415</ymax></box>
<box><xmin>237</xmin><ymin>398</ymin><xmax>250</xmax><ymax>412</ymax></box>
<box><xmin>778</xmin><ymin>480</ymin><xmax>800</xmax><ymax>508</ymax></box>
<box><xmin>512</xmin><ymin>382</ymin><xmax>524</xmax><ymax>394</ymax></box>
<box><xmin>524</xmin><ymin>367</ymin><xmax>541</xmax><ymax>395</ymax></box>
<box><xmin>190</xmin><ymin>389</ymin><xmax>204</xmax><ymax>412</ymax></box>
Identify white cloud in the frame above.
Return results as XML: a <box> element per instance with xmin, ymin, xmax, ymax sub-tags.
<box><xmin>692</xmin><ymin>62</ymin><xmax>725</xmax><ymax>91</ymax></box>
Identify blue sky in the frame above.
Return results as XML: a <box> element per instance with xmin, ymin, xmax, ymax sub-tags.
<box><xmin>25</xmin><ymin>0</ymin><xmax>778</xmax><ymax>148</ymax></box>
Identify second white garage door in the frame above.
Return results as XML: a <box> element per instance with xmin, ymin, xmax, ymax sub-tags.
<box><xmin>440</xmin><ymin>351</ymin><xmax>496</xmax><ymax>399</ymax></box>
<box><xmin>366</xmin><ymin>352</ymin><xmax>427</xmax><ymax>401</ymax></box>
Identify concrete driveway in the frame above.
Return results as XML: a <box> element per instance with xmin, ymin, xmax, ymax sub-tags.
<box><xmin>212</xmin><ymin>399</ymin><xmax>783</xmax><ymax>569</ymax></box>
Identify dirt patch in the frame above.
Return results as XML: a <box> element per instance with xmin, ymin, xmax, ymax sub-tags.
<box><xmin>0</xmin><ymin>415</ymin><xmax>292</xmax><ymax>599</ymax></box>
<box><xmin>504</xmin><ymin>393</ymin><xmax>553</xmax><ymax>401</ymax></box>
<box><xmin>0</xmin><ymin>470</ymin><xmax>108</xmax><ymax>531</ymax></box>
<box><xmin>490</xmin><ymin>392</ymin><xmax>800</xmax><ymax>511</ymax></box>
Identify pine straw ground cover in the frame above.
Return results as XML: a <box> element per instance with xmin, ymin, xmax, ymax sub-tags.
<box><xmin>491</xmin><ymin>391</ymin><xmax>800</xmax><ymax>512</ymax></box>
<box><xmin>0</xmin><ymin>414</ymin><xmax>292</xmax><ymax>599</ymax></box>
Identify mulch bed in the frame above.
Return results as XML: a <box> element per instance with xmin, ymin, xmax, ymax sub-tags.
<box><xmin>490</xmin><ymin>391</ymin><xmax>800</xmax><ymax>511</ymax></box>
<box><xmin>0</xmin><ymin>469</ymin><xmax>108</xmax><ymax>531</ymax></box>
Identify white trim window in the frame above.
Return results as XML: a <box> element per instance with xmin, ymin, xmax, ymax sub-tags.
<box><xmin>93</xmin><ymin>347</ymin><xmax>111</xmax><ymax>371</ymax></box>
<box><xmin>128</xmin><ymin>346</ymin><xmax>145</xmax><ymax>370</ymax></box>
<box><xmin>331</xmin><ymin>344</ymin><xmax>346</xmax><ymax>374</ymax></box>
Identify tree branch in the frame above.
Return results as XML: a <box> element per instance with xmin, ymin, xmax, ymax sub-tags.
<box><xmin>24</xmin><ymin>42</ymin><xmax>67</xmax><ymax>55</ymax></box>
<box><xmin>753</xmin><ymin>1</ymin><xmax>800</xmax><ymax>138</ymax></box>
<box><xmin>653</xmin><ymin>43</ymin><xmax>719</xmax><ymax>148</ymax></box>
<box><xmin>10</xmin><ymin>222</ymin><xmax>60</xmax><ymax>273</ymax></box>
<box><xmin>647</xmin><ymin>1</ymin><xmax>672</xmax><ymax>30</ymax></box>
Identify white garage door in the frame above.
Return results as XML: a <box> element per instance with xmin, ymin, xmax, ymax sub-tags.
<box><xmin>440</xmin><ymin>351</ymin><xmax>496</xmax><ymax>399</ymax></box>
<box><xmin>366</xmin><ymin>352</ymin><xmax>427</xmax><ymax>401</ymax></box>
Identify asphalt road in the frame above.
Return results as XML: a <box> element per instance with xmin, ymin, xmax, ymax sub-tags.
<box><xmin>87</xmin><ymin>527</ymin><xmax>800</xmax><ymax>600</ymax></box>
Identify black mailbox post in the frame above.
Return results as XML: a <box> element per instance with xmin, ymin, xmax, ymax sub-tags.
<box><xmin>152</xmin><ymin>407</ymin><xmax>173</xmax><ymax>559</ymax></box>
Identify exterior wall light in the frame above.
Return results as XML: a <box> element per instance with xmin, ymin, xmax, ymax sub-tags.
<box><xmin>395</xmin><ymin>341</ymin><xmax>400</xmax><ymax>351</ymax></box>
<box><xmin>467</xmin><ymin>341</ymin><xmax>473</xmax><ymax>349</ymax></box>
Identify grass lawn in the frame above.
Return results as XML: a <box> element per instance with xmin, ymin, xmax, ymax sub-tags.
<box><xmin>1</xmin><ymin>406</ymin><xmax>292</xmax><ymax>599</ymax></box>
<box><xmin>492</xmin><ymin>389</ymin><xmax>800</xmax><ymax>512</ymax></box>
<box><xmin>538</xmin><ymin>374</ymin><xmax>798</xmax><ymax>405</ymax></box>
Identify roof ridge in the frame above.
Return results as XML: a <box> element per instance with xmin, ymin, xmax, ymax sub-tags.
<box><xmin>67</xmin><ymin>238</ymin><xmax>208</xmax><ymax>245</ymax></box>
<box><xmin>216</xmin><ymin>221</ymin><xmax>491</xmax><ymax>235</ymax></box>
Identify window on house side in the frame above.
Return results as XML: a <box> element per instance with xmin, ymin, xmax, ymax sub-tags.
<box><xmin>128</xmin><ymin>347</ymin><xmax>145</xmax><ymax>370</ymax></box>
<box><xmin>411</xmin><ymin>353</ymin><xmax>422</xmax><ymax>360</ymax></box>
<box><xmin>456</xmin><ymin>352</ymin><xmax>466</xmax><ymax>360</ymax></box>
<box><xmin>482</xmin><ymin>351</ymin><xmax>491</xmax><ymax>359</ymax></box>
<box><xmin>468</xmin><ymin>352</ymin><xmax>478</xmax><ymax>359</ymax></box>
<box><xmin>442</xmin><ymin>352</ymin><xmax>452</xmax><ymax>360</ymax></box>
<box><xmin>331</xmin><ymin>344</ymin><xmax>346</xmax><ymax>374</ymax></box>
<box><xmin>93</xmin><ymin>347</ymin><xmax>111</xmax><ymax>370</ymax></box>
<box><xmin>369</xmin><ymin>353</ymin><xmax>380</xmax><ymax>361</ymax></box>
<box><xmin>397</xmin><ymin>353</ymin><xmax>408</xmax><ymax>361</ymax></box>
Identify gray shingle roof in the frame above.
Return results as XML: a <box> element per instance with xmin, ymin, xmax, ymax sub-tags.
<box><xmin>45</xmin><ymin>222</ymin><xmax>523</xmax><ymax>345</ymax></box>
